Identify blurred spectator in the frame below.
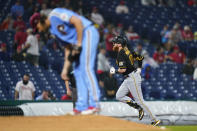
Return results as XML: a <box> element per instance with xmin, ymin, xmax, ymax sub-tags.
<box><xmin>193</xmin><ymin>59</ymin><xmax>197</xmax><ymax>80</ymax></box>
<box><xmin>181</xmin><ymin>25</ymin><xmax>194</xmax><ymax>41</ymax></box>
<box><xmin>158</xmin><ymin>0</ymin><xmax>166</xmax><ymax>7</ymax></box>
<box><xmin>59</xmin><ymin>0</ymin><xmax>84</xmax><ymax>15</ymax></box>
<box><xmin>194</xmin><ymin>31</ymin><xmax>197</xmax><ymax>42</ymax></box>
<box><xmin>15</xmin><ymin>74</ymin><xmax>35</xmax><ymax>100</ymax></box>
<box><xmin>153</xmin><ymin>46</ymin><xmax>166</xmax><ymax>64</ymax></box>
<box><xmin>46</xmin><ymin>35</ymin><xmax>60</xmax><ymax>50</ymax></box>
<box><xmin>60</xmin><ymin>0</ymin><xmax>72</xmax><ymax>9</ymax></box>
<box><xmin>125</xmin><ymin>25</ymin><xmax>140</xmax><ymax>41</ymax></box>
<box><xmin>141</xmin><ymin>64</ymin><xmax>151</xmax><ymax>80</ymax></box>
<box><xmin>141</xmin><ymin>0</ymin><xmax>156</xmax><ymax>6</ymax></box>
<box><xmin>24</xmin><ymin>0</ymin><xmax>35</xmax><ymax>16</ymax></box>
<box><xmin>157</xmin><ymin>0</ymin><xmax>174</xmax><ymax>7</ymax></box>
<box><xmin>11</xmin><ymin>47</ymin><xmax>25</xmax><ymax>62</ymax></box>
<box><xmin>134</xmin><ymin>43</ymin><xmax>158</xmax><ymax>68</ymax></box>
<box><xmin>33</xmin><ymin>4</ymin><xmax>40</xmax><ymax>14</ymax></box>
<box><xmin>142</xmin><ymin>0</ymin><xmax>174</xmax><ymax>6</ymax></box>
<box><xmin>75</xmin><ymin>0</ymin><xmax>84</xmax><ymax>15</ymax></box>
<box><xmin>36</xmin><ymin>90</ymin><xmax>55</xmax><ymax>100</ymax></box>
<box><xmin>174</xmin><ymin>22</ymin><xmax>182</xmax><ymax>31</ymax></box>
<box><xmin>0</xmin><ymin>43</ymin><xmax>10</xmax><ymax>61</ymax></box>
<box><xmin>188</xmin><ymin>0</ymin><xmax>197</xmax><ymax>6</ymax></box>
<box><xmin>40</xmin><ymin>3</ymin><xmax>52</xmax><ymax>16</ymax></box>
<box><xmin>61</xmin><ymin>66</ymin><xmax>77</xmax><ymax>108</ymax></box>
<box><xmin>160</xmin><ymin>25</ymin><xmax>170</xmax><ymax>44</ymax></box>
<box><xmin>37</xmin><ymin>34</ymin><xmax>45</xmax><ymax>51</ymax></box>
<box><xmin>36</xmin><ymin>90</ymin><xmax>50</xmax><ymax>100</ymax></box>
<box><xmin>166</xmin><ymin>25</ymin><xmax>183</xmax><ymax>51</ymax></box>
<box><xmin>97</xmin><ymin>46</ymin><xmax>112</xmax><ymax>99</ymax></box>
<box><xmin>10</xmin><ymin>0</ymin><xmax>24</xmax><ymax>18</ymax></box>
<box><xmin>97</xmin><ymin>46</ymin><xmax>111</xmax><ymax>80</ymax></box>
<box><xmin>30</xmin><ymin>13</ymin><xmax>41</xmax><ymax>32</ymax></box>
<box><xmin>103</xmin><ymin>73</ymin><xmax>118</xmax><ymax>99</ymax></box>
<box><xmin>90</xmin><ymin>7</ymin><xmax>104</xmax><ymax>26</ymax></box>
<box><xmin>166</xmin><ymin>46</ymin><xmax>186</xmax><ymax>64</ymax></box>
<box><xmin>13</xmin><ymin>16</ymin><xmax>26</xmax><ymax>30</ymax></box>
<box><xmin>61</xmin><ymin>94</ymin><xmax>72</xmax><ymax>100</ymax></box>
<box><xmin>115</xmin><ymin>0</ymin><xmax>129</xmax><ymax>14</ymax></box>
<box><xmin>0</xmin><ymin>15</ymin><xmax>14</xmax><ymax>31</ymax></box>
<box><xmin>113</xmin><ymin>23</ymin><xmax>124</xmax><ymax>36</ymax></box>
<box><xmin>97</xmin><ymin>46</ymin><xmax>111</xmax><ymax>71</ymax></box>
<box><xmin>37</xmin><ymin>0</ymin><xmax>44</xmax><ymax>5</ymax></box>
<box><xmin>105</xmin><ymin>24</ymin><xmax>116</xmax><ymax>58</ymax></box>
<box><xmin>49</xmin><ymin>0</ymin><xmax>57</xmax><ymax>9</ymax></box>
<box><xmin>24</xmin><ymin>28</ymin><xmax>39</xmax><ymax>66</ymax></box>
<box><xmin>167</xmin><ymin>0</ymin><xmax>175</xmax><ymax>6</ymax></box>
<box><xmin>134</xmin><ymin>43</ymin><xmax>147</xmax><ymax>56</ymax></box>
<box><xmin>13</xmin><ymin>25</ymin><xmax>27</xmax><ymax>53</ymax></box>
<box><xmin>182</xmin><ymin>59</ymin><xmax>194</xmax><ymax>75</ymax></box>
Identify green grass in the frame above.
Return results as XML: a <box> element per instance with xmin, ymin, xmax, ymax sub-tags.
<box><xmin>164</xmin><ymin>125</ymin><xmax>197</xmax><ymax>131</ymax></box>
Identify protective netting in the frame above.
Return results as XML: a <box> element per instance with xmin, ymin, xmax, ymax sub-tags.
<box><xmin>0</xmin><ymin>106</ymin><xmax>24</xmax><ymax>116</ymax></box>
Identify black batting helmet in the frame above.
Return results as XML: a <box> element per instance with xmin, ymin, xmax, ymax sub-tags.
<box><xmin>112</xmin><ymin>35</ymin><xmax>128</xmax><ymax>47</ymax></box>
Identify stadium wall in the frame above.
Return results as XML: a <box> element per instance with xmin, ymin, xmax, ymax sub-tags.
<box><xmin>17</xmin><ymin>101</ymin><xmax>197</xmax><ymax>125</ymax></box>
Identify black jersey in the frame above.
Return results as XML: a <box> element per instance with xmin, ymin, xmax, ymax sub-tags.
<box><xmin>116</xmin><ymin>47</ymin><xmax>144</xmax><ymax>76</ymax></box>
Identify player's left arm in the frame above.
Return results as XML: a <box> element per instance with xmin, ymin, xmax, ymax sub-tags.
<box><xmin>132</xmin><ymin>51</ymin><xmax>144</xmax><ymax>68</ymax></box>
<box><xmin>132</xmin><ymin>51</ymin><xmax>144</xmax><ymax>74</ymax></box>
<box><xmin>61</xmin><ymin>45</ymin><xmax>72</xmax><ymax>81</ymax></box>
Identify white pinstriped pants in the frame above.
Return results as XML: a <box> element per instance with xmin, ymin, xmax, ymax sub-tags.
<box><xmin>74</xmin><ymin>26</ymin><xmax>100</xmax><ymax>111</ymax></box>
<box><xmin>116</xmin><ymin>71</ymin><xmax>158</xmax><ymax>122</ymax></box>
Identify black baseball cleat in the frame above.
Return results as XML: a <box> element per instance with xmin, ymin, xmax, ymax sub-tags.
<box><xmin>138</xmin><ymin>108</ymin><xmax>144</xmax><ymax>120</ymax></box>
<box><xmin>151</xmin><ymin>120</ymin><xmax>161</xmax><ymax>126</ymax></box>
<box><xmin>126</xmin><ymin>100</ymin><xmax>144</xmax><ymax>120</ymax></box>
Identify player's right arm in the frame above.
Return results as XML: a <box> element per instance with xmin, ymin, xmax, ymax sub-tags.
<box><xmin>70</xmin><ymin>16</ymin><xmax>83</xmax><ymax>47</ymax></box>
<box><xmin>50</xmin><ymin>9</ymin><xmax>83</xmax><ymax>58</ymax></box>
<box><xmin>110</xmin><ymin>51</ymin><xmax>127</xmax><ymax>74</ymax></box>
<box><xmin>117</xmin><ymin>51</ymin><xmax>127</xmax><ymax>73</ymax></box>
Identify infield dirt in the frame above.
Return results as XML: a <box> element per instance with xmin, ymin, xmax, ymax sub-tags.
<box><xmin>0</xmin><ymin>115</ymin><xmax>164</xmax><ymax>131</ymax></box>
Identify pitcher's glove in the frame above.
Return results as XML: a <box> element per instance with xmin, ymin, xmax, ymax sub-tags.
<box><xmin>68</xmin><ymin>45</ymin><xmax>82</xmax><ymax>62</ymax></box>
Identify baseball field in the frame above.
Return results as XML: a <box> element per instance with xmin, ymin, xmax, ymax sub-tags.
<box><xmin>0</xmin><ymin>115</ymin><xmax>196</xmax><ymax>131</ymax></box>
<box><xmin>166</xmin><ymin>126</ymin><xmax>197</xmax><ymax>131</ymax></box>
<box><xmin>0</xmin><ymin>115</ymin><xmax>161</xmax><ymax>131</ymax></box>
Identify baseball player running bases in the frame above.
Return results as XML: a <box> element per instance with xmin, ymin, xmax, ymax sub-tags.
<box><xmin>110</xmin><ymin>35</ymin><xmax>161</xmax><ymax>126</ymax></box>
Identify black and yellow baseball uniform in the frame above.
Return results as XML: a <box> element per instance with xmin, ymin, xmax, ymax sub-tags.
<box><xmin>115</xmin><ymin>47</ymin><xmax>158</xmax><ymax>123</ymax></box>
<box><xmin>116</xmin><ymin>47</ymin><xmax>143</xmax><ymax>76</ymax></box>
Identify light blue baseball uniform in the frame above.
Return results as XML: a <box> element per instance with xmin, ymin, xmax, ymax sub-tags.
<box><xmin>49</xmin><ymin>8</ymin><xmax>100</xmax><ymax>111</ymax></box>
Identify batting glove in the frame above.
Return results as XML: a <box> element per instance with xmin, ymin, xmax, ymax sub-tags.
<box><xmin>136</xmin><ymin>68</ymin><xmax>141</xmax><ymax>74</ymax></box>
<box><xmin>110</xmin><ymin>67</ymin><xmax>116</xmax><ymax>74</ymax></box>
